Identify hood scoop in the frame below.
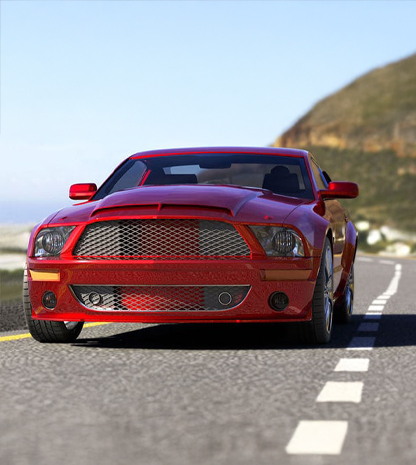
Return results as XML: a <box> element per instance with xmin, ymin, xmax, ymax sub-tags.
<box><xmin>92</xmin><ymin>202</ymin><xmax>233</xmax><ymax>217</ymax></box>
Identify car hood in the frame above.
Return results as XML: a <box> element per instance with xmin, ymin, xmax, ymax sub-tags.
<box><xmin>48</xmin><ymin>185</ymin><xmax>309</xmax><ymax>225</ymax></box>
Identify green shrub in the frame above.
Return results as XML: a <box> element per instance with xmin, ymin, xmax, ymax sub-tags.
<box><xmin>0</xmin><ymin>269</ymin><xmax>24</xmax><ymax>302</ymax></box>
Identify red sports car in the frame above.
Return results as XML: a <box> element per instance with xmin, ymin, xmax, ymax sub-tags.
<box><xmin>24</xmin><ymin>147</ymin><xmax>359</xmax><ymax>344</ymax></box>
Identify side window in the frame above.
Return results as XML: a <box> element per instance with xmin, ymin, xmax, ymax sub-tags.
<box><xmin>311</xmin><ymin>160</ymin><xmax>327</xmax><ymax>190</ymax></box>
<box><xmin>322</xmin><ymin>170</ymin><xmax>332</xmax><ymax>184</ymax></box>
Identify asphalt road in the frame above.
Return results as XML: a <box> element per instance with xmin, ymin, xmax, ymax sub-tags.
<box><xmin>1</xmin><ymin>256</ymin><xmax>415</xmax><ymax>465</ymax></box>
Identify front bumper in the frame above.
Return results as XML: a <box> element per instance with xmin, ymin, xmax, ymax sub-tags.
<box><xmin>27</xmin><ymin>257</ymin><xmax>319</xmax><ymax>323</ymax></box>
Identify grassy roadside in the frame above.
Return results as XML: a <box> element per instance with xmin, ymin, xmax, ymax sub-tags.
<box><xmin>311</xmin><ymin>146</ymin><xmax>416</xmax><ymax>232</ymax></box>
<box><xmin>0</xmin><ymin>269</ymin><xmax>23</xmax><ymax>302</ymax></box>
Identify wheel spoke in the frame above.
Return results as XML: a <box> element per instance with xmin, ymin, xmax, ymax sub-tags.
<box><xmin>345</xmin><ymin>266</ymin><xmax>354</xmax><ymax>315</ymax></box>
<box><xmin>323</xmin><ymin>246</ymin><xmax>333</xmax><ymax>332</ymax></box>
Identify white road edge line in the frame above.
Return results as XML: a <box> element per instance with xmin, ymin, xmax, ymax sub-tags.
<box><xmin>286</xmin><ymin>421</ymin><xmax>348</xmax><ymax>455</ymax></box>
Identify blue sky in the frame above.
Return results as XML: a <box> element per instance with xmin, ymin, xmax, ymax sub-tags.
<box><xmin>1</xmin><ymin>0</ymin><xmax>415</xmax><ymax>223</ymax></box>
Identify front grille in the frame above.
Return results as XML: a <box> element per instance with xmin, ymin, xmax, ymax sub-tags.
<box><xmin>73</xmin><ymin>219</ymin><xmax>251</xmax><ymax>260</ymax></box>
<box><xmin>71</xmin><ymin>285</ymin><xmax>251</xmax><ymax>312</ymax></box>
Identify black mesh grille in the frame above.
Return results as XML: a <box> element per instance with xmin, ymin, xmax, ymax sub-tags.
<box><xmin>73</xmin><ymin>219</ymin><xmax>251</xmax><ymax>260</ymax></box>
<box><xmin>71</xmin><ymin>285</ymin><xmax>251</xmax><ymax>312</ymax></box>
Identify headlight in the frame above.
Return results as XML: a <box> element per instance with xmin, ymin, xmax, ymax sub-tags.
<box><xmin>34</xmin><ymin>226</ymin><xmax>76</xmax><ymax>257</ymax></box>
<box><xmin>250</xmin><ymin>226</ymin><xmax>305</xmax><ymax>257</ymax></box>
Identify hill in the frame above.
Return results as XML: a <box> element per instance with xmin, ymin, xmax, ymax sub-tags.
<box><xmin>275</xmin><ymin>53</ymin><xmax>416</xmax><ymax>157</ymax></box>
<box><xmin>272</xmin><ymin>53</ymin><xmax>416</xmax><ymax>240</ymax></box>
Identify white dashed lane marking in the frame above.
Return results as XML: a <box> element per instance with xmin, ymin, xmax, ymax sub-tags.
<box><xmin>383</xmin><ymin>264</ymin><xmax>401</xmax><ymax>295</ymax></box>
<box><xmin>334</xmin><ymin>358</ymin><xmax>369</xmax><ymax>372</ymax></box>
<box><xmin>368</xmin><ymin>305</ymin><xmax>384</xmax><ymax>311</ymax></box>
<box><xmin>347</xmin><ymin>336</ymin><xmax>376</xmax><ymax>350</ymax></box>
<box><xmin>286</xmin><ymin>261</ymin><xmax>404</xmax><ymax>456</ymax></box>
<box><xmin>316</xmin><ymin>382</ymin><xmax>363</xmax><ymax>403</ymax></box>
<box><xmin>358</xmin><ymin>322</ymin><xmax>379</xmax><ymax>332</ymax></box>
<box><xmin>286</xmin><ymin>421</ymin><xmax>349</xmax><ymax>455</ymax></box>
<box><xmin>348</xmin><ymin>263</ymin><xmax>403</xmax><ymax>349</ymax></box>
<box><xmin>357</xmin><ymin>257</ymin><xmax>373</xmax><ymax>262</ymax></box>
<box><xmin>364</xmin><ymin>313</ymin><xmax>382</xmax><ymax>319</ymax></box>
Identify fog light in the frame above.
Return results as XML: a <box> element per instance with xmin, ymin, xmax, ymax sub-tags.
<box><xmin>218</xmin><ymin>292</ymin><xmax>232</xmax><ymax>306</ymax></box>
<box><xmin>42</xmin><ymin>291</ymin><xmax>57</xmax><ymax>310</ymax></box>
<box><xmin>88</xmin><ymin>292</ymin><xmax>102</xmax><ymax>306</ymax></box>
<box><xmin>269</xmin><ymin>292</ymin><xmax>289</xmax><ymax>311</ymax></box>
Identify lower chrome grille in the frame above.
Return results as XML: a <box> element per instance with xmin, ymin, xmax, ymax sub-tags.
<box><xmin>71</xmin><ymin>285</ymin><xmax>251</xmax><ymax>312</ymax></box>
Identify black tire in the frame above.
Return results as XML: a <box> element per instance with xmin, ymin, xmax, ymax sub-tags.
<box><xmin>334</xmin><ymin>264</ymin><xmax>354</xmax><ymax>324</ymax></box>
<box><xmin>23</xmin><ymin>267</ymin><xmax>84</xmax><ymax>343</ymax></box>
<box><xmin>297</xmin><ymin>238</ymin><xmax>334</xmax><ymax>344</ymax></box>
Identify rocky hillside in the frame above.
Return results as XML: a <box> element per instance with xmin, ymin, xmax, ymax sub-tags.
<box><xmin>274</xmin><ymin>53</ymin><xmax>416</xmax><ymax>158</ymax></box>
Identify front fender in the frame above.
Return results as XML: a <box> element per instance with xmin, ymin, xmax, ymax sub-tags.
<box><xmin>283</xmin><ymin>203</ymin><xmax>329</xmax><ymax>258</ymax></box>
<box><xmin>335</xmin><ymin>220</ymin><xmax>358</xmax><ymax>300</ymax></box>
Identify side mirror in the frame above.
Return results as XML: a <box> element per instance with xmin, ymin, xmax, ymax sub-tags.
<box><xmin>319</xmin><ymin>181</ymin><xmax>359</xmax><ymax>200</ymax></box>
<box><xmin>69</xmin><ymin>183</ymin><xmax>97</xmax><ymax>200</ymax></box>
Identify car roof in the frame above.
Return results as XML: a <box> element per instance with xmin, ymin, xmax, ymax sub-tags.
<box><xmin>130</xmin><ymin>146</ymin><xmax>309</xmax><ymax>160</ymax></box>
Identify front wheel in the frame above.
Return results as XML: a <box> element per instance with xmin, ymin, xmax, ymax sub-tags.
<box><xmin>23</xmin><ymin>267</ymin><xmax>84</xmax><ymax>343</ymax></box>
<box><xmin>297</xmin><ymin>238</ymin><xmax>334</xmax><ymax>344</ymax></box>
<box><xmin>334</xmin><ymin>264</ymin><xmax>354</xmax><ymax>324</ymax></box>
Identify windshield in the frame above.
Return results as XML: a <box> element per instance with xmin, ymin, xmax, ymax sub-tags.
<box><xmin>93</xmin><ymin>153</ymin><xmax>314</xmax><ymax>200</ymax></box>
